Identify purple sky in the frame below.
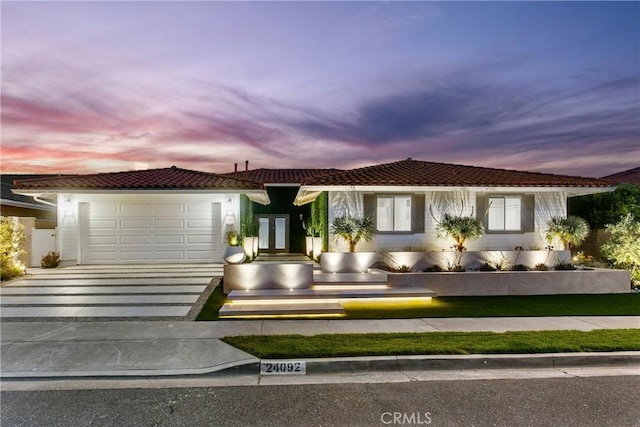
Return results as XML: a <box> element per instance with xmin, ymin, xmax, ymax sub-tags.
<box><xmin>2</xmin><ymin>1</ymin><xmax>639</xmax><ymax>177</ymax></box>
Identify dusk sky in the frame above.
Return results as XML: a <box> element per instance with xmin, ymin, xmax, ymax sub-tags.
<box><xmin>2</xmin><ymin>1</ymin><xmax>639</xmax><ymax>177</ymax></box>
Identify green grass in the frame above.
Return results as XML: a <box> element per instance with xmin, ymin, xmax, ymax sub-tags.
<box><xmin>342</xmin><ymin>294</ymin><xmax>640</xmax><ymax>318</ymax></box>
<box><xmin>222</xmin><ymin>329</ymin><xmax>640</xmax><ymax>358</ymax></box>
<box><xmin>195</xmin><ymin>282</ymin><xmax>227</xmax><ymax>321</ymax></box>
<box><xmin>195</xmin><ymin>286</ymin><xmax>640</xmax><ymax>321</ymax></box>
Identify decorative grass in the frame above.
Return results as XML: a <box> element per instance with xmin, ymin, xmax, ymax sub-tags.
<box><xmin>222</xmin><ymin>329</ymin><xmax>640</xmax><ymax>359</ymax></box>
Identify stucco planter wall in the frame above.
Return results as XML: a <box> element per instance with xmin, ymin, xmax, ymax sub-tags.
<box><xmin>223</xmin><ymin>263</ymin><xmax>314</xmax><ymax>293</ymax></box>
<box><xmin>385</xmin><ymin>250</ymin><xmax>571</xmax><ymax>270</ymax></box>
<box><xmin>320</xmin><ymin>252</ymin><xmax>378</xmax><ymax>273</ymax></box>
<box><xmin>321</xmin><ymin>250</ymin><xmax>572</xmax><ymax>273</ymax></box>
<box><xmin>386</xmin><ymin>269</ymin><xmax>630</xmax><ymax>296</ymax></box>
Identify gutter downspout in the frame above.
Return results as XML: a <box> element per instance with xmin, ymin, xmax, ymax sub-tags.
<box><xmin>32</xmin><ymin>195</ymin><xmax>57</xmax><ymax>207</ymax></box>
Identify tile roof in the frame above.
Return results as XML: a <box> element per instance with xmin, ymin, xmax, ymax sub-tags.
<box><xmin>301</xmin><ymin>158</ymin><xmax>611</xmax><ymax>188</ymax></box>
<box><xmin>602</xmin><ymin>167</ymin><xmax>640</xmax><ymax>185</ymax></box>
<box><xmin>226</xmin><ymin>168</ymin><xmax>342</xmax><ymax>184</ymax></box>
<box><xmin>13</xmin><ymin>167</ymin><xmax>264</xmax><ymax>191</ymax></box>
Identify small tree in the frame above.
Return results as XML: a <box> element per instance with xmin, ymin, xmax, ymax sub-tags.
<box><xmin>330</xmin><ymin>215</ymin><xmax>374</xmax><ymax>252</ymax></box>
<box><xmin>545</xmin><ymin>216</ymin><xmax>590</xmax><ymax>251</ymax></box>
<box><xmin>434</xmin><ymin>213</ymin><xmax>484</xmax><ymax>267</ymax></box>
<box><xmin>1</xmin><ymin>217</ymin><xmax>26</xmax><ymax>281</ymax></box>
<box><xmin>601</xmin><ymin>213</ymin><xmax>640</xmax><ymax>287</ymax></box>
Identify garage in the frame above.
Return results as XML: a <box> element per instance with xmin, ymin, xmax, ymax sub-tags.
<box><xmin>12</xmin><ymin>167</ymin><xmax>270</xmax><ymax>266</ymax></box>
<box><xmin>80</xmin><ymin>198</ymin><xmax>222</xmax><ymax>264</ymax></box>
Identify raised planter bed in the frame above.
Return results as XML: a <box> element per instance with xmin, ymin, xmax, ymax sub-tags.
<box><xmin>223</xmin><ymin>263</ymin><xmax>314</xmax><ymax>293</ymax></box>
<box><xmin>385</xmin><ymin>269</ymin><xmax>631</xmax><ymax>296</ymax></box>
<box><xmin>320</xmin><ymin>252</ymin><xmax>378</xmax><ymax>273</ymax></box>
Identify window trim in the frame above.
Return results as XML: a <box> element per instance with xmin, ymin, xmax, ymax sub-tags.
<box><xmin>375</xmin><ymin>194</ymin><xmax>413</xmax><ymax>234</ymax></box>
<box><xmin>485</xmin><ymin>194</ymin><xmax>525</xmax><ymax>234</ymax></box>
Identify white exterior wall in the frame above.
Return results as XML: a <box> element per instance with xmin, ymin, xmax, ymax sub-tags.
<box><xmin>56</xmin><ymin>193</ymin><xmax>239</xmax><ymax>265</ymax></box>
<box><xmin>328</xmin><ymin>190</ymin><xmax>567</xmax><ymax>252</ymax></box>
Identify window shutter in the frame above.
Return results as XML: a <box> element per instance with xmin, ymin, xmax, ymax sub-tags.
<box><xmin>476</xmin><ymin>194</ymin><xmax>488</xmax><ymax>230</ymax></box>
<box><xmin>363</xmin><ymin>194</ymin><xmax>376</xmax><ymax>224</ymax></box>
<box><xmin>522</xmin><ymin>194</ymin><xmax>535</xmax><ymax>232</ymax></box>
<box><xmin>412</xmin><ymin>194</ymin><xmax>425</xmax><ymax>233</ymax></box>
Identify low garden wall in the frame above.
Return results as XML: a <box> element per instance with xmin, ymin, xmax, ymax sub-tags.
<box><xmin>385</xmin><ymin>269</ymin><xmax>630</xmax><ymax>296</ymax></box>
<box><xmin>321</xmin><ymin>250</ymin><xmax>572</xmax><ymax>273</ymax></box>
<box><xmin>223</xmin><ymin>263</ymin><xmax>314</xmax><ymax>293</ymax></box>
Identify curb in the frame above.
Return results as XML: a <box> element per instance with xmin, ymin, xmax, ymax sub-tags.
<box><xmin>2</xmin><ymin>352</ymin><xmax>638</xmax><ymax>380</ymax></box>
<box><xmin>259</xmin><ymin>351</ymin><xmax>640</xmax><ymax>375</ymax></box>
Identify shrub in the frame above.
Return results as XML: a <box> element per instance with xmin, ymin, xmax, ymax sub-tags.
<box><xmin>478</xmin><ymin>262</ymin><xmax>497</xmax><ymax>272</ymax></box>
<box><xmin>330</xmin><ymin>216</ymin><xmax>375</xmax><ymax>252</ymax></box>
<box><xmin>0</xmin><ymin>217</ymin><xmax>26</xmax><ymax>281</ymax></box>
<box><xmin>510</xmin><ymin>264</ymin><xmax>530</xmax><ymax>271</ymax></box>
<box><xmin>41</xmin><ymin>251</ymin><xmax>61</xmax><ymax>268</ymax></box>
<box><xmin>533</xmin><ymin>263</ymin><xmax>549</xmax><ymax>271</ymax></box>
<box><xmin>601</xmin><ymin>213</ymin><xmax>640</xmax><ymax>288</ymax></box>
<box><xmin>448</xmin><ymin>265</ymin><xmax>466</xmax><ymax>272</ymax></box>
<box><xmin>423</xmin><ymin>264</ymin><xmax>444</xmax><ymax>272</ymax></box>
<box><xmin>554</xmin><ymin>262</ymin><xmax>576</xmax><ymax>271</ymax></box>
<box><xmin>545</xmin><ymin>216</ymin><xmax>590</xmax><ymax>250</ymax></box>
<box><xmin>225</xmin><ymin>229</ymin><xmax>240</xmax><ymax>246</ymax></box>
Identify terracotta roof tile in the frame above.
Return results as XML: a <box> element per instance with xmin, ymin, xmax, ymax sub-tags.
<box><xmin>226</xmin><ymin>168</ymin><xmax>342</xmax><ymax>184</ymax></box>
<box><xmin>302</xmin><ymin>159</ymin><xmax>611</xmax><ymax>188</ymax></box>
<box><xmin>602</xmin><ymin>167</ymin><xmax>640</xmax><ymax>185</ymax></box>
<box><xmin>14</xmin><ymin>167</ymin><xmax>264</xmax><ymax>191</ymax></box>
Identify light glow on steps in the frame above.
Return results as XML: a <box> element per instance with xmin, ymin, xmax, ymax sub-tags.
<box><xmin>311</xmin><ymin>284</ymin><xmax>389</xmax><ymax>291</ymax></box>
<box><xmin>220</xmin><ymin>313</ymin><xmax>346</xmax><ymax>319</ymax></box>
<box><xmin>227</xmin><ymin>297</ymin><xmax>433</xmax><ymax>305</ymax></box>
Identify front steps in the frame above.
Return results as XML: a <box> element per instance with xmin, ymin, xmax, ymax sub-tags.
<box><xmin>218</xmin><ymin>283</ymin><xmax>436</xmax><ymax>318</ymax></box>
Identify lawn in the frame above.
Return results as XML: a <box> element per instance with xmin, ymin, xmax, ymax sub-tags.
<box><xmin>222</xmin><ymin>329</ymin><xmax>640</xmax><ymax>358</ymax></box>
<box><xmin>195</xmin><ymin>284</ymin><xmax>640</xmax><ymax>321</ymax></box>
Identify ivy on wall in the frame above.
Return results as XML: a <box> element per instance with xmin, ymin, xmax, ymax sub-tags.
<box><xmin>240</xmin><ymin>195</ymin><xmax>256</xmax><ymax>238</ymax></box>
<box><xmin>311</xmin><ymin>192</ymin><xmax>329</xmax><ymax>251</ymax></box>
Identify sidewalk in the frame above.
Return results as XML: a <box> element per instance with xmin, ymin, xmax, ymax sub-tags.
<box><xmin>1</xmin><ymin>317</ymin><xmax>639</xmax><ymax>379</ymax></box>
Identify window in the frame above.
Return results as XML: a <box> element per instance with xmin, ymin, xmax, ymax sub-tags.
<box><xmin>488</xmin><ymin>196</ymin><xmax>521</xmax><ymax>231</ymax></box>
<box><xmin>376</xmin><ymin>195</ymin><xmax>412</xmax><ymax>232</ymax></box>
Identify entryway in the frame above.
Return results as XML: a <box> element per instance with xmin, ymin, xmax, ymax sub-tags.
<box><xmin>257</xmin><ymin>214</ymin><xmax>289</xmax><ymax>253</ymax></box>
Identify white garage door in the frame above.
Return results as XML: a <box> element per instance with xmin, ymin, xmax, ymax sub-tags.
<box><xmin>80</xmin><ymin>201</ymin><xmax>222</xmax><ymax>264</ymax></box>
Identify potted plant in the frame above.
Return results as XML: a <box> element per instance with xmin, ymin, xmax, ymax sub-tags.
<box><xmin>545</xmin><ymin>216</ymin><xmax>590</xmax><ymax>251</ymax></box>
<box><xmin>223</xmin><ymin>228</ymin><xmax>246</xmax><ymax>264</ymax></box>
<box><xmin>330</xmin><ymin>215</ymin><xmax>374</xmax><ymax>252</ymax></box>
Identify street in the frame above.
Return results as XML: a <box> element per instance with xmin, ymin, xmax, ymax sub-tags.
<box><xmin>2</xmin><ymin>375</ymin><xmax>638</xmax><ymax>426</ymax></box>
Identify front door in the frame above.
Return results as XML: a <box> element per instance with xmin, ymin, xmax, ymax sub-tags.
<box><xmin>257</xmin><ymin>214</ymin><xmax>289</xmax><ymax>253</ymax></box>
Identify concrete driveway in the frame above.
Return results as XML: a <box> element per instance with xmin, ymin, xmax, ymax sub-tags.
<box><xmin>0</xmin><ymin>264</ymin><xmax>222</xmax><ymax>320</ymax></box>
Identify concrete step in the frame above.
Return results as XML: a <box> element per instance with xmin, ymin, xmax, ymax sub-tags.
<box><xmin>227</xmin><ymin>287</ymin><xmax>436</xmax><ymax>301</ymax></box>
<box><xmin>219</xmin><ymin>302</ymin><xmax>345</xmax><ymax>317</ymax></box>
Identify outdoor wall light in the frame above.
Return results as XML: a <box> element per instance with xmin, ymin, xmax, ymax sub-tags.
<box><xmin>62</xmin><ymin>195</ymin><xmax>73</xmax><ymax>215</ymax></box>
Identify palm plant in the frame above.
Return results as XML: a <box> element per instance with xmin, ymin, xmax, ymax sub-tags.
<box><xmin>545</xmin><ymin>216</ymin><xmax>590</xmax><ymax>250</ymax></box>
<box><xmin>330</xmin><ymin>215</ymin><xmax>374</xmax><ymax>252</ymax></box>
<box><xmin>435</xmin><ymin>214</ymin><xmax>485</xmax><ymax>266</ymax></box>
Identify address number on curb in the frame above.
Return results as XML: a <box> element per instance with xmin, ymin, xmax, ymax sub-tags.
<box><xmin>260</xmin><ymin>361</ymin><xmax>306</xmax><ymax>375</ymax></box>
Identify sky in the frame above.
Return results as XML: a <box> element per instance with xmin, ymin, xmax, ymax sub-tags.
<box><xmin>2</xmin><ymin>1</ymin><xmax>639</xmax><ymax>178</ymax></box>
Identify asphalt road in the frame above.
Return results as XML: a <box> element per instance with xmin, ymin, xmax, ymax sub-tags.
<box><xmin>2</xmin><ymin>376</ymin><xmax>639</xmax><ymax>427</ymax></box>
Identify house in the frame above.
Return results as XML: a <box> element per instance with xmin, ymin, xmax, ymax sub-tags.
<box><xmin>293</xmin><ymin>158</ymin><xmax>613</xmax><ymax>252</ymax></box>
<box><xmin>601</xmin><ymin>166</ymin><xmax>640</xmax><ymax>186</ymax></box>
<box><xmin>12</xmin><ymin>167</ymin><xmax>269</xmax><ymax>265</ymax></box>
<box><xmin>225</xmin><ymin>168</ymin><xmax>340</xmax><ymax>254</ymax></box>
<box><xmin>13</xmin><ymin>159</ymin><xmax>614</xmax><ymax>265</ymax></box>
<box><xmin>1</xmin><ymin>174</ymin><xmax>59</xmax><ymax>227</ymax></box>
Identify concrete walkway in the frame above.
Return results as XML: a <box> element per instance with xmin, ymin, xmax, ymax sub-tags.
<box><xmin>1</xmin><ymin>317</ymin><xmax>638</xmax><ymax>379</ymax></box>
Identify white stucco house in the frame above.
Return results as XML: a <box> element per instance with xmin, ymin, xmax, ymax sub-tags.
<box><xmin>12</xmin><ymin>167</ymin><xmax>269</xmax><ymax>265</ymax></box>
<box><xmin>294</xmin><ymin>158</ymin><xmax>614</xmax><ymax>252</ymax></box>
<box><xmin>13</xmin><ymin>159</ymin><xmax>614</xmax><ymax>265</ymax></box>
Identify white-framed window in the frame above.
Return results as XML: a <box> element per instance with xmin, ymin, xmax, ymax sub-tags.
<box><xmin>488</xmin><ymin>196</ymin><xmax>522</xmax><ymax>231</ymax></box>
<box><xmin>376</xmin><ymin>195</ymin><xmax>412</xmax><ymax>232</ymax></box>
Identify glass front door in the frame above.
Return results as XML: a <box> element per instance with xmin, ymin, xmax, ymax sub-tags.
<box><xmin>257</xmin><ymin>215</ymin><xmax>289</xmax><ymax>253</ymax></box>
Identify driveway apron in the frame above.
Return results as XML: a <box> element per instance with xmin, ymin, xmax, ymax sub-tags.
<box><xmin>0</xmin><ymin>264</ymin><xmax>222</xmax><ymax>320</ymax></box>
